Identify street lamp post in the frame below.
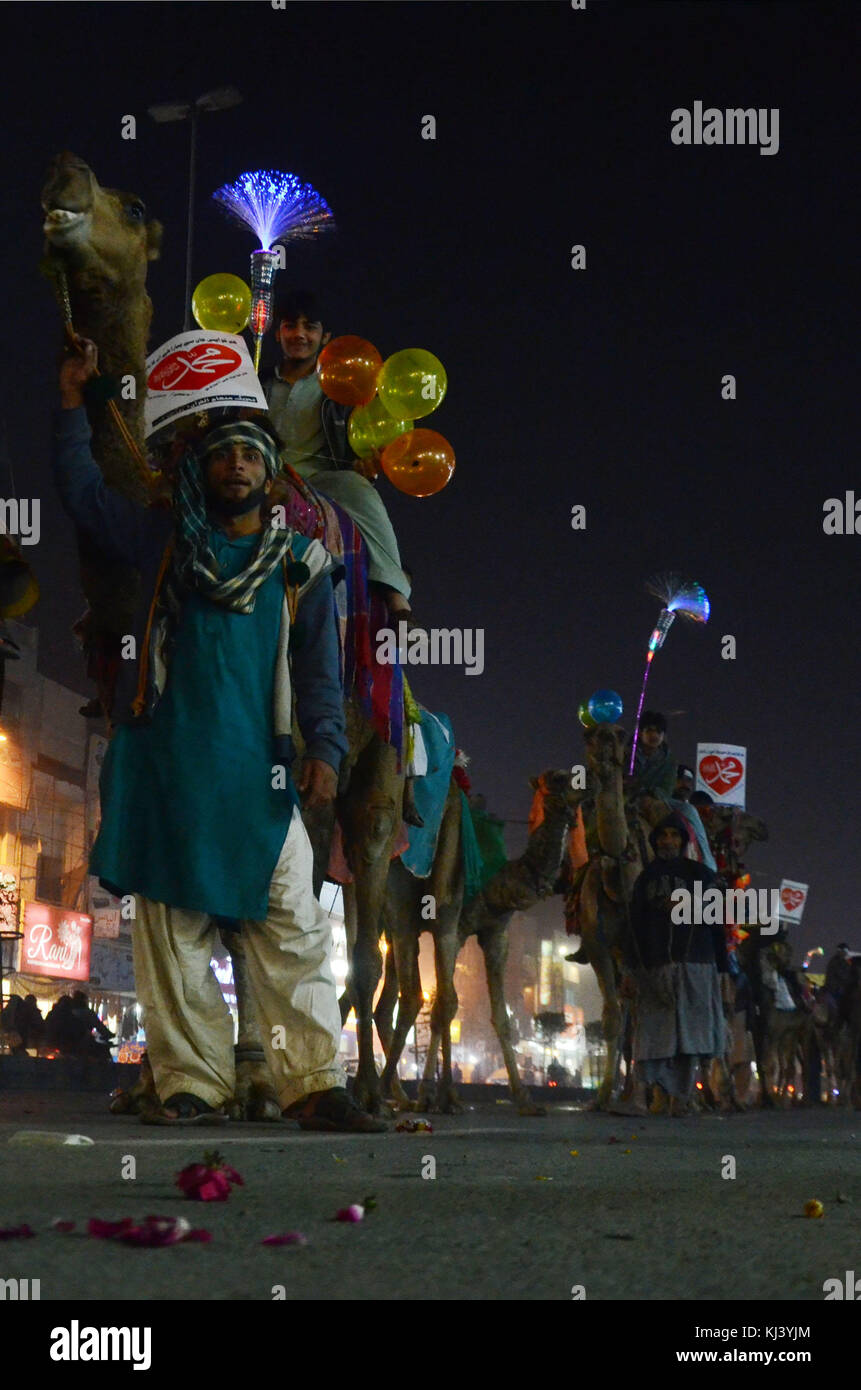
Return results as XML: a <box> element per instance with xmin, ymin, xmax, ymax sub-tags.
<box><xmin>148</xmin><ymin>86</ymin><xmax>242</xmax><ymax>331</ymax></box>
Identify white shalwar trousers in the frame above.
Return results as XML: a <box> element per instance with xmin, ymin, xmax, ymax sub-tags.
<box><xmin>131</xmin><ymin>807</ymin><xmax>345</xmax><ymax>1110</ymax></box>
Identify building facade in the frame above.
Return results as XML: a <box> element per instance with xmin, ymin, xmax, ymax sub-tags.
<box><xmin>0</xmin><ymin>621</ymin><xmax>136</xmax><ymax>1045</ymax></box>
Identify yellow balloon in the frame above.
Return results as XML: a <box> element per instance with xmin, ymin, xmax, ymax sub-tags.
<box><xmin>377</xmin><ymin>348</ymin><xmax>447</xmax><ymax>420</ymax></box>
<box><xmin>348</xmin><ymin>396</ymin><xmax>413</xmax><ymax>459</ymax></box>
<box><xmin>191</xmin><ymin>273</ymin><xmax>252</xmax><ymax>333</ymax></box>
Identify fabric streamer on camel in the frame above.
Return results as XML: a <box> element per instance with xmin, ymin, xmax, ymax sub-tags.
<box><xmin>277</xmin><ymin>484</ymin><xmax>404</xmax><ymax>753</ymax></box>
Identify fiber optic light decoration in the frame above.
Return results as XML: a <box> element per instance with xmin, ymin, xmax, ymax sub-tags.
<box><xmin>628</xmin><ymin>573</ymin><xmax>710</xmax><ymax>774</ymax></box>
<box><xmin>212</xmin><ymin>169</ymin><xmax>334</xmax><ymax>369</ymax></box>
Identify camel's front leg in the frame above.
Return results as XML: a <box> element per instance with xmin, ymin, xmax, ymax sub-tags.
<box><xmin>590</xmin><ymin>947</ymin><xmax>621</xmax><ymax>1111</ymax></box>
<box><xmin>223</xmin><ymin>929</ymin><xmax>282</xmax><ymax>1122</ymax></box>
<box><xmin>380</xmin><ymin>926</ymin><xmax>423</xmax><ymax>1104</ymax></box>
<box><xmin>374</xmin><ymin>926</ymin><xmax>411</xmax><ymax>1108</ymax></box>
<box><xmin>416</xmin><ymin>1026</ymin><xmax>441</xmax><ymax>1113</ymax></box>
<box><xmin>342</xmin><ymin>772</ymin><xmax>401</xmax><ymax>1113</ymax></box>
<box><xmin>428</xmin><ymin>920</ymin><xmax>463</xmax><ymax>1114</ymax></box>
<box><xmin>480</xmin><ymin>926</ymin><xmax>545</xmax><ymax>1117</ymax></box>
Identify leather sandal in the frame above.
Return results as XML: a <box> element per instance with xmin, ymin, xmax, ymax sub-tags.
<box><xmin>141</xmin><ymin>1092</ymin><xmax>230</xmax><ymax>1126</ymax></box>
<box><xmin>284</xmin><ymin>1086</ymin><xmax>388</xmax><ymax>1133</ymax></box>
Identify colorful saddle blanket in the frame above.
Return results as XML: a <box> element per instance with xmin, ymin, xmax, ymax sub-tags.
<box><xmin>279</xmin><ymin>477</ymin><xmax>403</xmax><ymax>756</ymax></box>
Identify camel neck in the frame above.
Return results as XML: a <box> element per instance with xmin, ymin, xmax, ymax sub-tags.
<box><xmin>520</xmin><ymin>801</ymin><xmax>572</xmax><ymax>895</ymax></box>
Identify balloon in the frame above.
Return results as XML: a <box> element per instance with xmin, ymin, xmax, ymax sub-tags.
<box><xmin>587</xmin><ymin>689</ymin><xmax>624</xmax><ymax>724</ymax></box>
<box><xmin>317</xmin><ymin>336</ymin><xmax>382</xmax><ymax>406</ymax></box>
<box><xmin>377</xmin><ymin>348</ymin><xmax>447</xmax><ymax>420</ymax></box>
<box><xmin>191</xmin><ymin>274</ymin><xmax>252</xmax><ymax>333</ymax></box>
<box><xmin>348</xmin><ymin>396</ymin><xmax>413</xmax><ymax>459</ymax></box>
<box><xmin>380</xmin><ymin>429</ymin><xmax>455</xmax><ymax>497</ymax></box>
<box><xmin>577</xmin><ymin>701</ymin><xmax>597</xmax><ymax>730</ymax></box>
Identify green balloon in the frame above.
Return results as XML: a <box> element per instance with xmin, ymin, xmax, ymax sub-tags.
<box><xmin>348</xmin><ymin>396</ymin><xmax>413</xmax><ymax>459</ymax></box>
<box><xmin>578</xmin><ymin>701</ymin><xmax>597</xmax><ymax>730</ymax></box>
<box><xmin>377</xmin><ymin>348</ymin><xmax>447</xmax><ymax>421</ymax></box>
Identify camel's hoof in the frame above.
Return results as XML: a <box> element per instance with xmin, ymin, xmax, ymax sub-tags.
<box><xmin>229</xmin><ymin>1083</ymin><xmax>283</xmax><ymax>1122</ymax></box>
<box><xmin>349</xmin><ymin>1077</ymin><xmax>384</xmax><ymax>1116</ymax></box>
<box><xmin>437</xmin><ymin>1095</ymin><xmax>465</xmax><ymax>1115</ymax></box>
<box><xmin>381</xmin><ymin>1090</ymin><xmax>414</xmax><ymax>1113</ymax></box>
<box><xmin>248</xmin><ymin>1096</ymin><xmax>284</xmax><ymax>1122</ymax></box>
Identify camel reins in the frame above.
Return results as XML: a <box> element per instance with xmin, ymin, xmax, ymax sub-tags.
<box><xmin>47</xmin><ymin>260</ymin><xmax>160</xmax><ymax>497</ymax></box>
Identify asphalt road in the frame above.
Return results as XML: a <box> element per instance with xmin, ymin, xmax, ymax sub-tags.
<box><xmin>0</xmin><ymin>1091</ymin><xmax>858</xmax><ymax>1303</ymax></box>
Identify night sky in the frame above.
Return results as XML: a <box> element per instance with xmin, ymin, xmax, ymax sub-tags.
<box><xmin>2</xmin><ymin>1</ymin><xmax>856</xmax><ymax>954</ymax></box>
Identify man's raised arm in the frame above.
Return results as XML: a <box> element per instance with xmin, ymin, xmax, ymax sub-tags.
<box><xmin>53</xmin><ymin>335</ymin><xmax>162</xmax><ymax>566</ymax></box>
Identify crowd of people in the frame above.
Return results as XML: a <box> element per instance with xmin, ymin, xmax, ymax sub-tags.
<box><xmin>0</xmin><ymin>990</ymin><xmax>114</xmax><ymax>1058</ymax></box>
<box><xmin>47</xmin><ymin>293</ymin><xmax>855</xmax><ymax>1124</ymax></box>
<box><xmin>617</xmin><ymin>711</ymin><xmax>856</xmax><ymax>1114</ymax></box>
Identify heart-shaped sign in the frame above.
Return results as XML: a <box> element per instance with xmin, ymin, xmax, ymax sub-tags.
<box><xmin>780</xmin><ymin>887</ymin><xmax>805</xmax><ymax>913</ymax></box>
<box><xmin>149</xmin><ymin>343</ymin><xmax>242</xmax><ymax>393</ymax></box>
<box><xmin>699</xmin><ymin>755</ymin><xmax>744</xmax><ymax>794</ymax></box>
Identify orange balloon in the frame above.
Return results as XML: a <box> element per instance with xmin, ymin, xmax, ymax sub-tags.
<box><xmin>316</xmin><ymin>336</ymin><xmax>382</xmax><ymax>406</ymax></box>
<box><xmin>380</xmin><ymin>429</ymin><xmax>455</xmax><ymax>497</ymax></box>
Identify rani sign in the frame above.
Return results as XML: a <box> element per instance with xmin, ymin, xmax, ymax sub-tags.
<box><xmin>20</xmin><ymin>903</ymin><xmax>93</xmax><ymax>982</ymax></box>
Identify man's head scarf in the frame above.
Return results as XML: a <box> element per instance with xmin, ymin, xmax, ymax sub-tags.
<box><xmin>196</xmin><ymin>420</ymin><xmax>281</xmax><ymax>480</ymax></box>
<box><xmin>165</xmin><ymin>421</ymin><xmax>292</xmax><ymax>617</ymax></box>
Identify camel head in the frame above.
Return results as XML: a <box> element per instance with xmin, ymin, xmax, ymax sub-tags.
<box><xmin>730</xmin><ymin>812</ymin><xmax>768</xmax><ymax>856</ymax></box>
<box><xmin>528</xmin><ymin>768</ymin><xmax>584</xmax><ymax>828</ymax></box>
<box><xmin>41</xmin><ymin>152</ymin><xmax>162</xmax><ymax>287</ymax></box>
<box><xmin>583</xmin><ymin>722</ymin><xmax>626</xmax><ymax>783</ymax></box>
<box><xmin>705</xmin><ymin>806</ymin><xmax>768</xmax><ymax>860</ymax></box>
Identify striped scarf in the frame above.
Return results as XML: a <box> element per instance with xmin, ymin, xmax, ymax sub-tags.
<box><xmin>164</xmin><ymin>422</ymin><xmax>297</xmax><ymax>617</ymax></box>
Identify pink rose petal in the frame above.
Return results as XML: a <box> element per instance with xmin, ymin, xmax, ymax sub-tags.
<box><xmin>262</xmin><ymin>1232</ymin><xmax>308</xmax><ymax>1246</ymax></box>
<box><xmin>176</xmin><ymin>1158</ymin><xmax>243</xmax><ymax>1201</ymax></box>
<box><xmin>51</xmin><ymin>1218</ymin><xmax>76</xmax><ymax>1233</ymax></box>
<box><xmin>334</xmin><ymin>1204</ymin><xmax>364</xmax><ymax>1223</ymax></box>
<box><xmin>88</xmin><ymin>1217</ymin><xmax>135</xmax><ymax>1239</ymax></box>
<box><xmin>120</xmin><ymin>1216</ymin><xmax>191</xmax><ymax>1247</ymax></box>
<box><xmin>0</xmin><ymin>1224</ymin><xmax>35</xmax><ymax>1240</ymax></box>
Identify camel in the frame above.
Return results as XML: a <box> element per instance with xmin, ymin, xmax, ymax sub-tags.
<box><xmin>41</xmin><ymin>151</ymin><xmax>163</xmax><ymax>712</ymax></box>
<box><xmin>812</xmin><ymin>957</ymin><xmax>861</xmax><ymax>1108</ymax></box>
<box><xmin>374</xmin><ymin>769</ymin><xmax>584</xmax><ymax>1115</ymax></box>
<box><xmin>565</xmin><ymin>724</ymin><xmax>668</xmax><ymax>1110</ymax></box>
<box><xmin>44</xmin><ymin>153</ymin><xmax>406</xmax><ymax>1120</ymax></box>
<box><xmin>759</xmin><ymin>945</ymin><xmax>815</xmax><ymax>1104</ymax></box>
<box><xmin>696</xmin><ymin>804</ymin><xmax>776</xmax><ymax>1106</ymax></box>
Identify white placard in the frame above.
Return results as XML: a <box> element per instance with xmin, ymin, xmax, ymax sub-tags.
<box><xmin>144</xmin><ymin>330</ymin><xmax>268</xmax><ymax>437</ymax></box>
<box><xmin>695</xmin><ymin>742</ymin><xmax>747</xmax><ymax>809</ymax></box>
<box><xmin>778</xmin><ymin>879</ymin><xmax>809</xmax><ymax>923</ymax></box>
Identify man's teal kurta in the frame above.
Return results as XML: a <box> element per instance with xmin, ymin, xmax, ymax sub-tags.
<box><xmin>91</xmin><ymin>530</ymin><xmax>306</xmax><ymax>920</ymax></box>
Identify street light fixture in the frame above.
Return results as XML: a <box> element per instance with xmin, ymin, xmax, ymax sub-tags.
<box><xmin>148</xmin><ymin>86</ymin><xmax>243</xmax><ymax>331</ymax></box>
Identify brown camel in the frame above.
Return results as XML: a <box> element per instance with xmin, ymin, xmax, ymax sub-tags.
<box><xmin>566</xmin><ymin>724</ymin><xmax>667</xmax><ymax>1110</ymax></box>
<box><xmin>41</xmin><ymin>151</ymin><xmax>162</xmax><ymax>708</ymax></box>
<box><xmin>376</xmin><ymin>768</ymin><xmax>584</xmax><ymax>1116</ymax></box>
<box><xmin>696</xmin><ymin>804</ymin><xmax>776</xmax><ymax>1107</ymax></box>
<box><xmin>44</xmin><ymin>154</ymin><xmax>406</xmax><ymax>1120</ymax></box>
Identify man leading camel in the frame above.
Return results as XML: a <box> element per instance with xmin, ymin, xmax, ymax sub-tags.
<box><xmin>623</xmin><ymin>812</ymin><xmax>731</xmax><ymax>1116</ymax></box>
<box><xmin>53</xmin><ymin>335</ymin><xmax>385</xmax><ymax>1131</ymax></box>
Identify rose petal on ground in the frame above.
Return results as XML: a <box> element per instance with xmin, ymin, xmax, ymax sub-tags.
<box><xmin>87</xmin><ymin>1217</ymin><xmax>134</xmax><ymax>1239</ymax></box>
<box><xmin>0</xmin><ymin>1224</ymin><xmax>35</xmax><ymax>1240</ymax></box>
<box><xmin>334</xmin><ymin>1204</ymin><xmax>364</xmax><ymax>1222</ymax></box>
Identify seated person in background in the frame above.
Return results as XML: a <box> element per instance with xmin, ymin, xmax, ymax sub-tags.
<box><xmin>626</xmin><ymin>710</ymin><xmax>677</xmax><ymax>813</ymax></box>
<box><xmin>64</xmin><ymin>991</ymin><xmax>114</xmax><ymax>1058</ymax></box>
<box><xmin>670</xmin><ymin>763</ymin><xmax>717</xmax><ymax>870</ymax></box>
<box><xmin>262</xmin><ymin>291</ymin><xmax>419</xmax><ymax>628</ymax></box>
